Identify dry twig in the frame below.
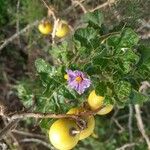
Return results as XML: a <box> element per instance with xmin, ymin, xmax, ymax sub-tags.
<box><xmin>16</xmin><ymin>0</ymin><xmax>21</xmax><ymax>48</ymax></box>
<box><xmin>19</xmin><ymin>138</ymin><xmax>54</xmax><ymax>149</ymax></box>
<box><xmin>0</xmin><ymin>20</ymin><xmax>39</xmax><ymax>51</ymax></box>
<box><xmin>0</xmin><ymin>119</ymin><xmax>19</xmax><ymax>140</ymax></box>
<box><xmin>12</xmin><ymin>130</ymin><xmax>45</xmax><ymax>139</ymax></box>
<box><xmin>112</xmin><ymin>118</ymin><xmax>124</xmax><ymax>133</ymax></box>
<box><xmin>135</xmin><ymin>81</ymin><xmax>150</xmax><ymax>150</ymax></box>
<box><xmin>90</xmin><ymin>0</ymin><xmax>116</xmax><ymax>12</ymax></box>
<box><xmin>128</xmin><ymin>104</ymin><xmax>133</xmax><ymax>142</ymax></box>
<box><xmin>116</xmin><ymin>143</ymin><xmax>136</xmax><ymax>150</ymax></box>
<box><xmin>72</xmin><ymin>0</ymin><xmax>87</xmax><ymax>13</ymax></box>
<box><xmin>135</xmin><ymin>104</ymin><xmax>150</xmax><ymax>150</ymax></box>
<box><xmin>0</xmin><ymin>107</ymin><xmax>103</xmax><ymax>140</ymax></box>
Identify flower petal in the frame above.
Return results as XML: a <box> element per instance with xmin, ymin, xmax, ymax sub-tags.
<box><xmin>66</xmin><ymin>69</ymin><xmax>91</xmax><ymax>94</ymax></box>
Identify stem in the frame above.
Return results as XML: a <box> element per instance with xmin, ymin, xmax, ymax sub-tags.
<box><xmin>10</xmin><ymin>112</ymin><xmax>79</xmax><ymax>120</ymax></box>
<box><xmin>70</xmin><ymin>127</ymin><xmax>80</xmax><ymax>136</ymax></box>
<box><xmin>9</xmin><ymin>106</ymin><xmax>104</xmax><ymax>120</ymax></box>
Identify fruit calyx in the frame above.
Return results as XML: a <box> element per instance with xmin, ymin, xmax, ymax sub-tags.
<box><xmin>76</xmin><ymin>118</ymin><xmax>87</xmax><ymax>131</ymax></box>
<box><xmin>69</xmin><ymin>127</ymin><xmax>80</xmax><ymax>136</ymax></box>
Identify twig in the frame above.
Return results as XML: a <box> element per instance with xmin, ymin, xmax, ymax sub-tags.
<box><xmin>10</xmin><ymin>112</ymin><xmax>78</xmax><ymax>120</ymax></box>
<box><xmin>139</xmin><ymin>81</ymin><xmax>150</xmax><ymax>95</ymax></box>
<box><xmin>0</xmin><ymin>0</ymin><xmax>88</xmax><ymax>52</ymax></box>
<box><xmin>0</xmin><ymin>119</ymin><xmax>19</xmax><ymax>140</ymax></box>
<box><xmin>10</xmin><ymin>107</ymin><xmax>102</xmax><ymax>120</ymax></box>
<box><xmin>72</xmin><ymin>0</ymin><xmax>87</xmax><ymax>13</ymax></box>
<box><xmin>116</xmin><ymin>143</ymin><xmax>136</xmax><ymax>150</ymax></box>
<box><xmin>113</xmin><ymin>118</ymin><xmax>124</xmax><ymax>133</ymax></box>
<box><xmin>19</xmin><ymin>138</ymin><xmax>54</xmax><ymax>149</ymax></box>
<box><xmin>12</xmin><ymin>130</ymin><xmax>45</xmax><ymax>139</ymax></box>
<box><xmin>135</xmin><ymin>104</ymin><xmax>150</xmax><ymax>150</ymax></box>
<box><xmin>16</xmin><ymin>0</ymin><xmax>21</xmax><ymax>48</ymax></box>
<box><xmin>0</xmin><ymin>20</ymin><xmax>39</xmax><ymax>51</ymax></box>
<box><xmin>134</xmin><ymin>81</ymin><xmax>150</xmax><ymax>149</ymax></box>
<box><xmin>40</xmin><ymin>0</ymin><xmax>56</xmax><ymax>20</ymax></box>
<box><xmin>0</xmin><ymin>142</ymin><xmax>8</xmax><ymax>150</ymax></box>
<box><xmin>40</xmin><ymin>0</ymin><xmax>57</xmax><ymax>43</ymax></box>
<box><xmin>0</xmin><ymin>107</ymin><xmax>103</xmax><ymax>140</ymax></box>
<box><xmin>90</xmin><ymin>0</ymin><xmax>116</xmax><ymax>12</ymax></box>
<box><xmin>2</xmin><ymin>117</ymin><xmax>20</xmax><ymax>148</ymax></box>
<box><xmin>62</xmin><ymin>0</ymin><xmax>86</xmax><ymax>16</ymax></box>
<box><xmin>128</xmin><ymin>104</ymin><xmax>133</xmax><ymax>142</ymax></box>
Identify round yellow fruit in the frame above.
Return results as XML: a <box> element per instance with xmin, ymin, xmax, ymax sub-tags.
<box><xmin>97</xmin><ymin>104</ymin><xmax>113</xmax><ymax>115</ymax></box>
<box><xmin>67</xmin><ymin>107</ymin><xmax>95</xmax><ymax>140</ymax></box>
<box><xmin>49</xmin><ymin>119</ymin><xmax>79</xmax><ymax>150</ymax></box>
<box><xmin>55</xmin><ymin>20</ymin><xmax>70</xmax><ymax>38</ymax></box>
<box><xmin>38</xmin><ymin>21</ymin><xmax>53</xmax><ymax>35</ymax></box>
<box><xmin>88</xmin><ymin>90</ymin><xmax>104</xmax><ymax>110</ymax></box>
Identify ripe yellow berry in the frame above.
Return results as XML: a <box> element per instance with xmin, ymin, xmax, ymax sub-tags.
<box><xmin>38</xmin><ymin>21</ymin><xmax>53</xmax><ymax>35</ymax></box>
<box><xmin>88</xmin><ymin>90</ymin><xmax>113</xmax><ymax>115</ymax></box>
<box><xmin>88</xmin><ymin>90</ymin><xmax>104</xmax><ymax>110</ymax></box>
<box><xmin>55</xmin><ymin>20</ymin><xmax>70</xmax><ymax>38</ymax></box>
<box><xmin>49</xmin><ymin>119</ymin><xmax>79</xmax><ymax>150</ymax></box>
<box><xmin>97</xmin><ymin>105</ymin><xmax>113</xmax><ymax>115</ymax></box>
<box><xmin>67</xmin><ymin>107</ymin><xmax>95</xmax><ymax>140</ymax></box>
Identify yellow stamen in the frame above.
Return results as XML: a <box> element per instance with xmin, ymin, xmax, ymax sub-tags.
<box><xmin>64</xmin><ymin>74</ymin><xmax>69</xmax><ymax>80</ymax></box>
<box><xmin>75</xmin><ymin>76</ymin><xmax>82</xmax><ymax>83</ymax></box>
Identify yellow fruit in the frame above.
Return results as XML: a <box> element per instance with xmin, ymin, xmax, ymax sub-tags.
<box><xmin>88</xmin><ymin>90</ymin><xmax>113</xmax><ymax>115</ymax></box>
<box><xmin>64</xmin><ymin>74</ymin><xmax>69</xmax><ymax>80</ymax></box>
<box><xmin>67</xmin><ymin>107</ymin><xmax>95</xmax><ymax>140</ymax></box>
<box><xmin>49</xmin><ymin>119</ymin><xmax>79</xmax><ymax>150</ymax></box>
<box><xmin>97</xmin><ymin>104</ymin><xmax>113</xmax><ymax>115</ymax></box>
<box><xmin>38</xmin><ymin>21</ymin><xmax>53</xmax><ymax>35</ymax></box>
<box><xmin>55</xmin><ymin>20</ymin><xmax>70</xmax><ymax>38</ymax></box>
<box><xmin>88</xmin><ymin>90</ymin><xmax>104</xmax><ymax>110</ymax></box>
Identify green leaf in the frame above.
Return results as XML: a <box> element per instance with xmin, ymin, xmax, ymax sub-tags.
<box><xmin>138</xmin><ymin>45</ymin><xmax>150</xmax><ymax>64</ymax></box>
<box><xmin>95</xmin><ymin>82</ymin><xmax>107</xmax><ymax>96</ymax></box>
<box><xmin>115</xmin><ymin>80</ymin><xmax>131</xmax><ymax>102</ymax></box>
<box><xmin>51</xmin><ymin>41</ymin><xmax>73</xmax><ymax>63</ymax></box>
<box><xmin>83</xmin><ymin>10</ymin><xmax>104</xmax><ymax>27</ymax></box>
<box><xmin>84</xmin><ymin>63</ymin><xmax>101</xmax><ymax>75</ymax></box>
<box><xmin>74</xmin><ymin>27</ymin><xmax>97</xmax><ymax>42</ymax></box>
<box><xmin>107</xmin><ymin>35</ymin><xmax>120</xmax><ymax>47</ymax></box>
<box><xmin>40</xmin><ymin>118</ymin><xmax>54</xmax><ymax>130</ymax></box>
<box><xmin>35</xmin><ymin>58</ymin><xmax>50</xmax><ymax>73</ymax></box>
<box><xmin>119</xmin><ymin>28</ymin><xmax>139</xmax><ymax>48</ymax></box>
<box><xmin>107</xmin><ymin>28</ymin><xmax>139</xmax><ymax>51</ymax></box>
<box><xmin>92</xmin><ymin>56</ymin><xmax>108</xmax><ymax>69</ymax></box>
<box><xmin>129</xmin><ymin>89</ymin><xmax>149</xmax><ymax>104</ymax></box>
<box><xmin>119</xmin><ymin>49</ymin><xmax>139</xmax><ymax>73</ymax></box>
<box><xmin>35</xmin><ymin>58</ymin><xmax>57</xmax><ymax>76</ymax></box>
<box><xmin>58</xmin><ymin>86</ymin><xmax>77</xmax><ymax>100</ymax></box>
<box><xmin>17</xmin><ymin>83</ymin><xmax>34</xmax><ymax>107</ymax></box>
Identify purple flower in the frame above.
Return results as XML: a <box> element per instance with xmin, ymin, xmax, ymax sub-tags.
<box><xmin>66</xmin><ymin>69</ymin><xmax>91</xmax><ymax>94</ymax></box>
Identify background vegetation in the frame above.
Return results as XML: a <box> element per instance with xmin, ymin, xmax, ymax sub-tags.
<box><xmin>0</xmin><ymin>0</ymin><xmax>150</xmax><ymax>150</ymax></box>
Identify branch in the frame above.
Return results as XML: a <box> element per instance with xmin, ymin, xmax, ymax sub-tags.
<box><xmin>10</xmin><ymin>107</ymin><xmax>102</xmax><ymax>120</ymax></box>
<box><xmin>0</xmin><ymin>142</ymin><xmax>8</xmax><ymax>150</ymax></box>
<box><xmin>12</xmin><ymin>130</ymin><xmax>45</xmax><ymax>139</ymax></box>
<box><xmin>0</xmin><ymin>20</ymin><xmax>39</xmax><ymax>51</ymax></box>
<box><xmin>116</xmin><ymin>143</ymin><xmax>136</xmax><ymax>150</ymax></box>
<box><xmin>90</xmin><ymin>0</ymin><xmax>116</xmax><ymax>12</ymax></box>
<box><xmin>19</xmin><ymin>138</ymin><xmax>54</xmax><ymax>149</ymax></box>
<box><xmin>135</xmin><ymin>104</ymin><xmax>150</xmax><ymax>150</ymax></box>
<box><xmin>10</xmin><ymin>112</ymin><xmax>79</xmax><ymax>120</ymax></box>
<box><xmin>0</xmin><ymin>119</ymin><xmax>19</xmax><ymax>140</ymax></box>
<box><xmin>16</xmin><ymin>0</ymin><xmax>21</xmax><ymax>48</ymax></box>
<box><xmin>134</xmin><ymin>81</ymin><xmax>150</xmax><ymax>150</ymax></box>
<box><xmin>0</xmin><ymin>107</ymin><xmax>103</xmax><ymax>140</ymax></box>
<box><xmin>72</xmin><ymin>0</ymin><xmax>87</xmax><ymax>13</ymax></box>
<box><xmin>128</xmin><ymin>104</ymin><xmax>133</xmax><ymax>142</ymax></box>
